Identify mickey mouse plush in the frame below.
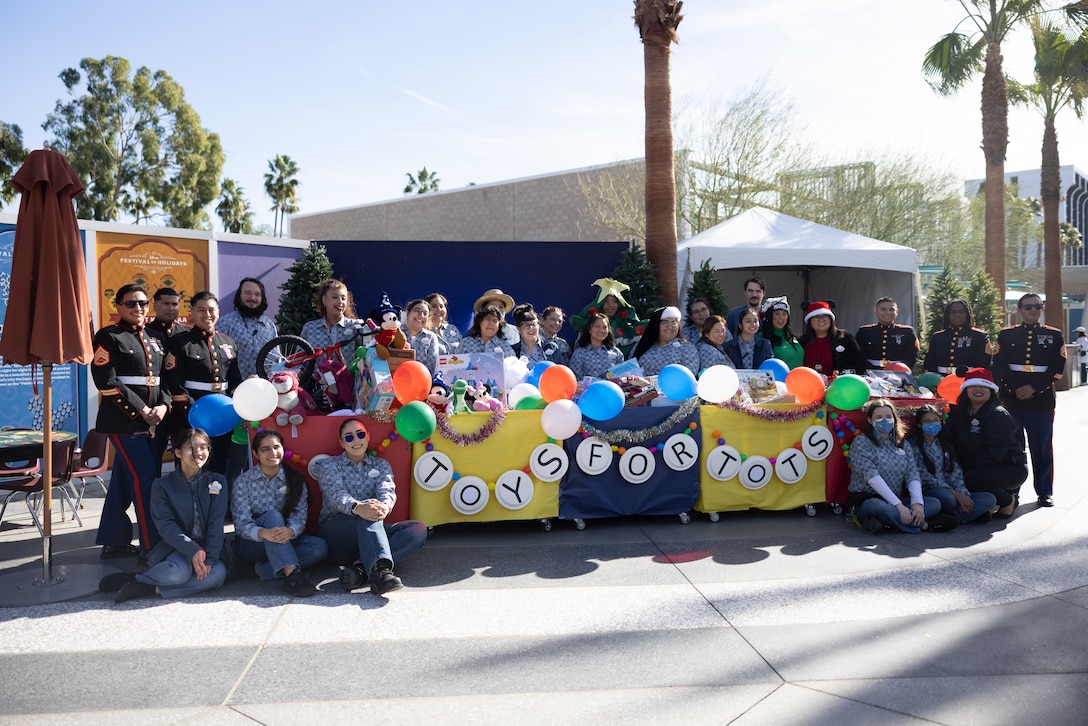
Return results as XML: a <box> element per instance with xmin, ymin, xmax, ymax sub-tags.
<box><xmin>370</xmin><ymin>292</ymin><xmax>410</xmax><ymax>360</ymax></box>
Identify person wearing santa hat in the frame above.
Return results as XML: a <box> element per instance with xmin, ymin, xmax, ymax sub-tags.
<box><xmin>798</xmin><ymin>301</ymin><xmax>866</xmax><ymax>376</ymax></box>
<box><xmin>946</xmin><ymin>368</ymin><xmax>1028</xmax><ymax>519</ymax></box>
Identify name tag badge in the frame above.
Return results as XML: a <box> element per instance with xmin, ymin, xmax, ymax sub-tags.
<box><xmin>896</xmin><ymin>448</ymin><xmax>905</xmax><ymax>456</ymax></box>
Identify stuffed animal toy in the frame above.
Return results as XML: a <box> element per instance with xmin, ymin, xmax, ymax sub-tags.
<box><xmin>427</xmin><ymin>371</ymin><xmax>451</xmax><ymax>414</ymax></box>
<box><xmin>268</xmin><ymin>370</ymin><xmax>317</xmax><ymax>426</ymax></box>
<box><xmin>446</xmin><ymin>379</ymin><xmax>473</xmax><ymax>416</ymax></box>
<box><xmin>370</xmin><ymin>292</ymin><xmax>409</xmax><ymax>360</ymax></box>
<box><xmin>317</xmin><ymin>357</ymin><xmax>356</xmax><ymax>410</ymax></box>
<box><xmin>470</xmin><ymin>382</ymin><xmax>504</xmax><ymax>412</ymax></box>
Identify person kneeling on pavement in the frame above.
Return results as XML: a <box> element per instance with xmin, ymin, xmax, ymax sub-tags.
<box><xmin>99</xmin><ymin>428</ymin><xmax>229</xmax><ymax>603</ymax></box>
<box><xmin>229</xmin><ymin>429</ymin><xmax>328</xmax><ymax>597</ymax></box>
<box><xmin>847</xmin><ymin>399</ymin><xmax>959</xmax><ymax>534</ymax></box>
<box><xmin>315</xmin><ymin>418</ymin><xmax>427</xmax><ymax>595</ymax></box>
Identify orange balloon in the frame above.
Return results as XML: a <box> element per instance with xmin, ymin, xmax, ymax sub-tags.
<box><xmin>392</xmin><ymin>360</ymin><xmax>432</xmax><ymax>405</ymax></box>
<box><xmin>538</xmin><ymin>364</ymin><xmax>577</xmax><ymax>402</ymax></box>
<box><xmin>785</xmin><ymin>366</ymin><xmax>826</xmax><ymax>405</ymax></box>
<box><xmin>885</xmin><ymin>361</ymin><xmax>912</xmax><ymax>373</ymax></box>
<box><xmin>937</xmin><ymin>374</ymin><xmax>964</xmax><ymax>404</ymax></box>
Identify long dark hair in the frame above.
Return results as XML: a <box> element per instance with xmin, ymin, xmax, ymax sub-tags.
<box><xmin>466</xmin><ymin>304</ymin><xmax>506</xmax><ymax>338</ymax></box>
<box><xmin>912</xmin><ymin>404</ymin><xmax>956</xmax><ymax>476</ymax></box>
<box><xmin>576</xmin><ymin>311</ymin><xmax>615</xmax><ymax>348</ymax></box>
<box><xmin>762</xmin><ymin>306</ymin><xmax>798</xmax><ymax>346</ymax></box>
<box><xmin>862</xmin><ymin>398</ymin><xmax>904</xmax><ymax>447</ymax></box>
<box><xmin>942</xmin><ymin>299</ymin><xmax>975</xmax><ymax>329</ymax></box>
<box><xmin>630</xmin><ymin>307</ymin><xmax>686</xmax><ymax>359</ymax></box>
<box><xmin>251</xmin><ymin>430</ymin><xmax>306</xmax><ymax>518</ymax></box>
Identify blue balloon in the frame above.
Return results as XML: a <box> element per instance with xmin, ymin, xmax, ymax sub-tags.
<box><xmin>188</xmin><ymin>394</ymin><xmax>241</xmax><ymax>437</ymax></box>
<box><xmin>578</xmin><ymin>380</ymin><xmax>625</xmax><ymax>421</ymax></box>
<box><xmin>658</xmin><ymin>364</ymin><xmax>698</xmax><ymax>400</ymax></box>
<box><xmin>526</xmin><ymin>360</ymin><xmax>556</xmax><ymax>388</ymax></box>
<box><xmin>759</xmin><ymin>357</ymin><xmax>790</xmax><ymax>383</ymax></box>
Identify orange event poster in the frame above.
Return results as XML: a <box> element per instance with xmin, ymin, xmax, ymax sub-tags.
<box><xmin>96</xmin><ymin>232</ymin><xmax>209</xmax><ymax>328</ymax></box>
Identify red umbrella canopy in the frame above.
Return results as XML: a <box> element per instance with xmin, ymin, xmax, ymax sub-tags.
<box><xmin>0</xmin><ymin>149</ymin><xmax>94</xmax><ymax>366</ymax></box>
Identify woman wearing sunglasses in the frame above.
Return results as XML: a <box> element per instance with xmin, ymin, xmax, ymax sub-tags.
<box><xmin>314</xmin><ymin>418</ymin><xmax>427</xmax><ymax>596</ymax></box>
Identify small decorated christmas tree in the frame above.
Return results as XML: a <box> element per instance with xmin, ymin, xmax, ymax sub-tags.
<box><xmin>275</xmin><ymin>242</ymin><xmax>335</xmax><ymax>337</ymax></box>
<box><xmin>611</xmin><ymin>245</ymin><xmax>664</xmax><ymax>315</ymax></box>
<box><xmin>686</xmin><ymin>258</ymin><xmax>728</xmax><ymax>316</ymax></box>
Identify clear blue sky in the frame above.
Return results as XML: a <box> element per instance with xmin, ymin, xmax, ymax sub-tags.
<box><xmin>4</xmin><ymin>1</ymin><xmax>1086</xmax><ymax>231</ymax></box>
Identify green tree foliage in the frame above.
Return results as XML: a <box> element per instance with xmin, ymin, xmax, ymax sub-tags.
<box><xmin>686</xmin><ymin>258</ymin><xmax>728</xmax><ymax>315</ymax></box>
<box><xmin>1</xmin><ymin>121</ymin><xmax>28</xmax><ymax>206</ymax></box>
<box><xmin>264</xmin><ymin>154</ymin><xmax>300</xmax><ymax>237</ymax></box>
<box><xmin>276</xmin><ymin>242</ymin><xmax>334</xmax><ymax>337</ymax></box>
<box><xmin>216</xmin><ymin>178</ymin><xmax>254</xmax><ymax>234</ymax></box>
<box><xmin>924</xmin><ymin>269</ymin><xmax>969</xmax><ymax>339</ymax></box>
<box><xmin>611</xmin><ymin>245</ymin><xmax>664</xmax><ymax>317</ymax></box>
<box><xmin>966</xmin><ymin>269</ymin><xmax>1004</xmax><ymax>338</ymax></box>
<box><xmin>42</xmin><ymin>56</ymin><xmax>224</xmax><ymax>228</ymax></box>
<box><xmin>404</xmin><ymin>166</ymin><xmax>441</xmax><ymax>195</ymax></box>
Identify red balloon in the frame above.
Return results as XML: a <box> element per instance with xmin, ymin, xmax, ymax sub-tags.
<box><xmin>885</xmin><ymin>361</ymin><xmax>912</xmax><ymax>373</ymax></box>
<box><xmin>785</xmin><ymin>366</ymin><xmax>825</xmax><ymax>405</ymax></box>
<box><xmin>538</xmin><ymin>364</ymin><xmax>577</xmax><ymax>403</ymax></box>
<box><xmin>937</xmin><ymin>374</ymin><xmax>964</xmax><ymax>404</ymax></box>
<box><xmin>392</xmin><ymin>360</ymin><xmax>432</xmax><ymax>405</ymax></box>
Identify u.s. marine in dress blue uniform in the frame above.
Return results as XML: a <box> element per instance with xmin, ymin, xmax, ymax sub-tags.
<box><xmin>993</xmin><ymin>310</ymin><xmax>1066</xmax><ymax>503</ymax></box>
<box><xmin>922</xmin><ymin>327</ymin><xmax>990</xmax><ymax>373</ymax></box>
<box><xmin>92</xmin><ymin>301</ymin><xmax>171</xmax><ymax>554</ymax></box>
<box><xmin>855</xmin><ymin>323</ymin><xmax>919</xmax><ymax>370</ymax></box>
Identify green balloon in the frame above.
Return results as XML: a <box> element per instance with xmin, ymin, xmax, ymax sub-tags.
<box><xmin>231</xmin><ymin>420</ymin><xmax>250</xmax><ymax>446</ymax></box>
<box><xmin>917</xmin><ymin>371</ymin><xmax>943</xmax><ymax>391</ymax></box>
<box><xmin>825</xmin><ymin>374</ymin><xmax>871</xmax><ymax>410</ymax></box>
<box><xmin>514</xmin><ymin>394</ymin><xmax>548</xmax><ymax>410</ymax></box>
<box><xmin>395</xmin><ymin>401</ymin><xmax>437</xmax><ymax>442</ymax></box>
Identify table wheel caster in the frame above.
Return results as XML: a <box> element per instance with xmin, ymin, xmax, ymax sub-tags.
<box><xmin>678</xmin><ymin>511</ymin><xmax>691</xmax><ymax>525</ymax></box>
<box><xmin>805</xmin><ymin>504</ymin><xmax>817</xmax><ymax>517</ymax></box>
<box><xmin>539</xmin><ymin>518</ymin><xmax>552</xmax><ymax>532</ymax></box>
<box><xmin>708</xmin><ymin>512</ymin><xmax>720</xmax><ymax>523</ymax></box>
<box><xmin>574</xmin><ymin>518</ymin><xmax>586</xmax><ymax>530</ymax></box>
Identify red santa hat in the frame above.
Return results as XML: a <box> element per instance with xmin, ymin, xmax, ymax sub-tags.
<box><xmin>804</xmin><ymin>301</ymin><xmax>835</xmax><ymax>323</ymax></box>
<box><xmin>960</xmin><ymin>367</ymin><xmax>999</xmax><ymax>393</ymax></box>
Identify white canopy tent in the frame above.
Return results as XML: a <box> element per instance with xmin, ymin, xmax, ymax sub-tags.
<box><xmin>676</xmin><ymin>207</ymin><xmax>920</xmax><ymax>333</ymax></box>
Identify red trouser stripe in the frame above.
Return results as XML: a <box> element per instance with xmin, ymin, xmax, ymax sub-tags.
<box><xmin>110</xmin><ymin>434</ymin><xmax>153</xmax><ymax>550</ymax></box>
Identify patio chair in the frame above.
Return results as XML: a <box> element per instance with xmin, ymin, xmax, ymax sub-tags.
<box><xmin>69</xmin><ymin>428</ymin><xmax>109</xmax><ymax>513</ymax></box>
<box><xmin>0</xmin><ymin>438</ymin><xmax>78</xmax><ymax>535</ymax></box>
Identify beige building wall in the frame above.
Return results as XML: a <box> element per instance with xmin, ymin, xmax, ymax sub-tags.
<box><xmin>287</xmin><ymin>160</ymin><xmax>643</xmax><ymax>242</ymax></box>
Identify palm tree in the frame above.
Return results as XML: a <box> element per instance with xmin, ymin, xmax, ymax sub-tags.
<box><xmin>216</xmin><ymin>178</ymin><xmax>254</xmax><ymax>234</ymax></box>
<box><xmin>634</xmin><ymin>0</ymin><xmax>683</xmax><ymax>305</ymax></box>
<box><xmin>264</xmin><ymin>154</ymin><xmax>300</xmax><ymax>237</ymax></box>
<box><xmin>1011</xmin><ymin>17</ymin><xmax>1088</xmax><ymax>323</ymax></box>
<box><xmin>404</xmin><ymin>166</ymin><xmax>441</xmax><ymax>195</ymax></box>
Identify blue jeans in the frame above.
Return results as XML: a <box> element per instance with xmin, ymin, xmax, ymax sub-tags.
<box><xmin>233</xmin><ymin>510</ymin><xmax>328</xmax><ymax>580</ymax></box>
<box><xmin>1009</xmin><ymin>409</ymin><xmax>1055</xmax><ymax>497</ymax></box>
<box><xmin>319</xmin><ymin>514</ymin><xmax>427</xmax><ymax>569</ymax></box>
<box><xmin>97</xmin><ymin>434</ymin><xmax>160</xmax><ymax>551</ymax></box>
<box><xmin>856</xmin><ymin>496</ymin><xmax>941</xmax><ymax>533</ymax></box>
<box><xmin>136</xmin><ymin>551</ymin><xmax>227</xmax><ymax>599</ymax></box>
<box><xmin>927</xmin><ymin>487</ymin><xmax>997</xmax><ymax>524</ymax></box>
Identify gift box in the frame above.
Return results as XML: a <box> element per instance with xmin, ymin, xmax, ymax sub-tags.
<box><xmin>356</xmin><ymin>348</ymin><xmax>396</xmax><ymax>412</ymax></box>
<box><xmin>437</xmin><ymin>351</ymin><xmax>507</xmax><ymax>403</ymax></box>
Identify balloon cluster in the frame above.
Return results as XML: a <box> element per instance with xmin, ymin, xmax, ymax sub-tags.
<box><xmin>190</xmin><ymin>377</ymin><xmax>281</xmax><ymax>436</ymax></box>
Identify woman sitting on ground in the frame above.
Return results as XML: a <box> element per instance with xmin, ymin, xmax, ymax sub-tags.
<box><xmin>724</xmin><ymin>308</ymin><xmax>773</xmax><ymax>369</ymax></box>
<box><xmin>946</xmin><ymin>368</ymin><xmax>1028</xmax><ymax>519</ymax></box>
<box><xmin>569</xmin><ymin>311</ymin><xmax>625</xmax><ymax>379</ymax></box>
<box><xmin>629</xmin><ymin>306</ymin><xmax>699</xmax><ymax>376</ymax></box>
<box><xmin>799</xmin><ymin>301</ymin><xmax>867</xmax><ymax>376</ymax></box>
<box><xmin>847</xmin><ymin>399</ymin><xmax>957</xmax><ymax>534</ymax></box>
<box><xmin>907</xmin><ymin>405</ymin><xmax>997</xmax><ymax>525</ymax></box>
<box><xmin>761</xmin><ymin>297</ymin><xmax>804</xmax><ymax>370</ymax></box>
<box><xmin>229</xmin><ymin>429</ymin><xmax>328</xmax><ymax>597</ymax></box>
<box><xmin>695</xmin><ymin>315</ymin><xmax>735</xmax><ymax>372</ymax></box>
<box><xmin>457</xmin><ymin>304</ymin><xmax>517</xmax><ymax>358</ymax></box>
<box><xmin>426</xmin><ymin>292</ymin><xmax>461</xmax><ymax>355</ymax></box>
<box><xmin>100</xmin><ymin>428</ymin><xmax>229</xmax><ymax>603</ymax></box>
<box><xmin>402</xmin><ymin>298</ymin><xmax>441</xmax><ymax>374</ymax></box>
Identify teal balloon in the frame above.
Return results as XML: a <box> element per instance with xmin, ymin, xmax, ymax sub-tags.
<box><xmin>825</xmin><ymin>374</ymin><xmax>871</xmax><ymax>411</ymax></box>
<box><xmin>514</xmin><ymin>394</ymin><xmax>548</xmax><ymax>410</ymax></box>
<box><xmin>759</xmin><ymin>357</ymin><xmax>790</xmax><ymax>383</ymax></box>
<box><xmin>578</xmin><ymin>380</ymin><xmax>625</xmax><ymax>421</ymax></box>
<box><xmin>917</xmin><ymin>371</ymin><xmax>943</xmax><ymax>391</ymax></box>
<box><xmin>189</xmin><ymin>394</ymin><xmax>241</xmax><ymax>437</ymax></box>
<box><xmin>527</xmin><ymin>360</ymin><xmax>555</xmax><ymax>388</ymax></box>
<box><xmin>658</xmin><ymin>364</ymin><xmax>697</xmax><ymax>400</ymax></box>
<box><xmin>395</xmin><ymin>401</ymin><xmax>437</xmax><ymax>443</ymax></box>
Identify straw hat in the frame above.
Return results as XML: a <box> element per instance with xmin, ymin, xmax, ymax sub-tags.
<box><xmin>473</xmin><ymin>288</ymin><xmax>515</xmax><ymax>314</ymax></box>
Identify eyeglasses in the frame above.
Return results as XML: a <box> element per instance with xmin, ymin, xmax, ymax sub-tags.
<box><xmin>121</xmin><ymin>300</ymin><xmax>150</xmax><ymax>309</ymax></box>
<box><xmin>519</xmin><ymin>322</ymin><xmax>538</xmax><ymax>328</ymax></box>
<box><xmin>342</xmin><ymin>430</ymin><xmax>367</xmax><ymax>442</ymax></box>
<box><xmin>1020</xmin><ymin>304</ymin><xmax>1043</xmax><ymax>311</ymax></box>
<box><xmin>660</xmin><ymin>320</ymin><xmax>680</xmax><ymax>328</ymax></box>
<box><xmin>183</xmin><ymin>445</ymin><xmax>211</xmax><ymax>454</ymax></box>
<box><xmin>409</xmin><ymin>307</ymin><xmax>429</xmax><ymax>315</ymax></box>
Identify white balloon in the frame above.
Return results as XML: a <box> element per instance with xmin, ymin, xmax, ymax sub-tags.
<box><xmin>233</xmin><ymin>377</ymin><xmax>280</xmax><ymax>421</ymax></box>
<box><xmin>697</xmin><ymin>365</ymin><xmax>740</xmax><ymax>404</ymax></box>
<box><xmin>507</xmin><ymin>382</ymin><xmax>541</xmax><ymax>408</ymax></box>
<box><xmin>540</xmin><ymin>399</ymin><xmax>583</xmax><ymax>440</ymax></box>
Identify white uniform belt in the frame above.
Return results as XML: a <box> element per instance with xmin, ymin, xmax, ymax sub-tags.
<box><xmin>867</xmin><ymin>359</ymin><xmax>887</xmax><ymax>367</ymax></box>
<box><xmin>1008</xmin><ymin>364</ymin><xmax>1047</xmax><ymax>373</ymax></box>
<box><xmin>185</xmin><ymin>380</ymin><xmax>228</xmax><ymax>392</ymax></box>
<box><xmin>117</xmin><ymin>375</ymin><xmax>160</xmax><ymax>386</ymax></box>
<box><xmin>936</xmin><ymin>366</ymin><xmax>951</xmax><ymax>374</ymax></box>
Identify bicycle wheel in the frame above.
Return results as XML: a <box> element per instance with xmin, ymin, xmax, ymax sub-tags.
<box><xmin>257</xmin><ymin>334</ymin><xmax>316</xmax><ymax>382</ymax></box>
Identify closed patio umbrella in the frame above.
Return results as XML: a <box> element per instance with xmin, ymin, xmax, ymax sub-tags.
<box><xmin>0</xmin><ymin>148</ymin><xmax>100</xmax><ymax>601</ymax></box>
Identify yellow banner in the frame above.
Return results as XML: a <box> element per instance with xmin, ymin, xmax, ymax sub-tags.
<box><xmin>95</xmin><ymin>232</ymin><xmax>209</xmax><ymax>327</ymax></box>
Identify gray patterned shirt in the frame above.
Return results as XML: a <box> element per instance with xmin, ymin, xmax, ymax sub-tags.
<box><xmin>314</xmin><ymin>453</ymin><xmax>397</xmax><ymax>526</ymax></box>
<box><xmin>230</xmin><ymin>465</ymin><xmax>307</xmax><ymax>541</ymax></box>
<box><xmin>634</xmin><ymin>339</ymin><xmax>700</xmax><ymax>376</ymax></box>
<box><xmin>697</xmin><ymin>341</ymin><xmax>736</xmax><ymax>372</ymax></box>
<box><xmin>404</xmin><ymin>327</ymin><xmax>441</xmax><ymax>374</ymax></box>
<box><xmin>301</xmin><ymin>317</ymin><xmax>366</xmax><ymax>357</ymax></box>
<box><xmin>907</xmin><ymin>439</ymin><xmax>968</xmax><ymax>495</ymax></box>
<box><xmin>433</xmin><ymin>322</ymin><xmax>462</xmax><ymax>355</ymax></box>
<box><xmin>458</xmin><ymin>335</ymin><xmax>516</xmax><ymax>358</ymax></box>
<box><xmin>216</xmin><ymin>311</ymin><xmax>278</xmax><ymax>379</ymax></box>
<box><xmin>848</xmin><ymin>434</ymin><xmax>920</xmax><ymax>501</ymax></box>
<box><xmin>569</xmin><ymin>344</ymin><xmax>625</xmax><ymax>379</ymax></box>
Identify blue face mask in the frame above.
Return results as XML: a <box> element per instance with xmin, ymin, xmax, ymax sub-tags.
<box><xmin>872</xmin><ymin>418</ymin><xmax>895</xmax><ymax>435</ymax></box>
<box><xmin>921</xmin><ymin>422</ymin><xmax>942</xmax><ymax>437</ymax></box>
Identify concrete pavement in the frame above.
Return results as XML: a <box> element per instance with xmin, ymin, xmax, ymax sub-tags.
<box><xmin>1</xmin><ymin>386</ymin><xmax>1086</xmax><ymax>725</ymax></box>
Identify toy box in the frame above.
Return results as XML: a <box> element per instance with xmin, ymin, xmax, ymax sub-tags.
<box><xmin>356</xmin><ymin>349</ymin><xmax>396</xmax><ymax>412</ymax></box>
<box><xmin>436</xmin><ymin>352</ymin><xmax>506</xmax><ymax>403</ymax></box>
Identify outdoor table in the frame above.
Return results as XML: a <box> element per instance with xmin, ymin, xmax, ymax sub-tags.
<box><xmin>0</xmin><ymin>430</ymin><xmax>78</xmax><ymax>466</ymax></box>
